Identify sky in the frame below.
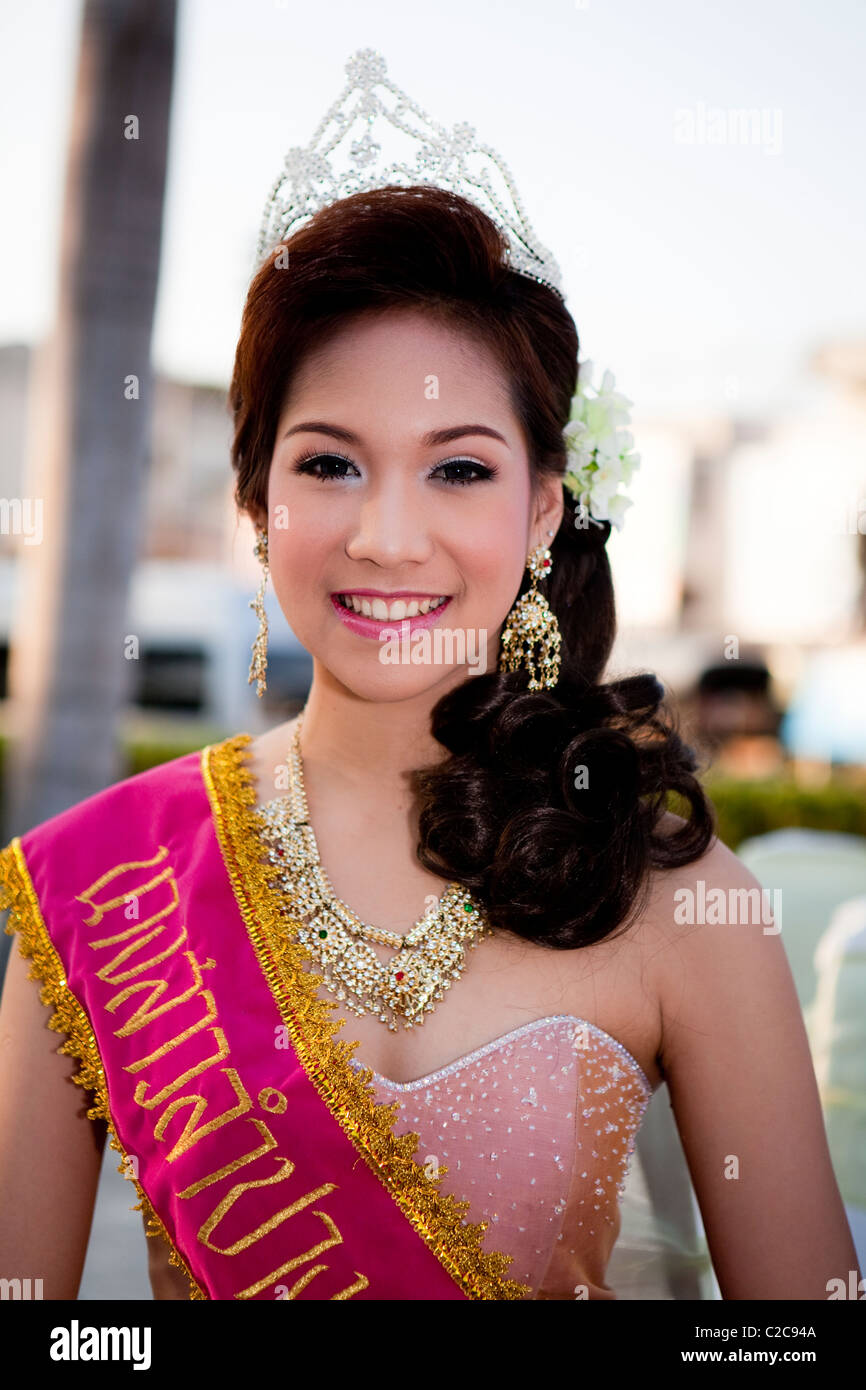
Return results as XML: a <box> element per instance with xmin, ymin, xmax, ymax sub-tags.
<box><xmin>1</xmin><ymin>0</ymin><xmax>865</xmax><ymax>419</ymax></box>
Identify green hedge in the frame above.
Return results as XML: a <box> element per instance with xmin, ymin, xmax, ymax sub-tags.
<box><xmin>0</xmin><ymin>731</ymin><xmax>226</xmax><ymax>789</ymax></box>
<box><xmin>124</xmin><ymin>735</ymin><xmax>228</xmax><ymax>779</ymax></box>
<box><xmin>696</xmin><ymin>776</ymin><xmax>866</xmax><ymax>850</ymax></box>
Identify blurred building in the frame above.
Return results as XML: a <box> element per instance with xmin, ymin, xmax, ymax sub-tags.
<box><xmin>608</xmin><ymin>341</ymin><xmax>866</xmax><ymax>773</ymax></box>
<box><xmin>0</xmin><ymin>343</ymin><xmax>311</xmax><ymax>732</ymax></box>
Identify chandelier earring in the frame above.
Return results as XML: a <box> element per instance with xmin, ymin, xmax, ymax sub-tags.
<box><xmin>498</xmin><ymin>531</ymin><xmax>561</xmax><ymax>691</ymax></box>
<box><xmin>248</xmin><ymin>528</ymin><xmax>269</xmax><ymax>698</ymax></box>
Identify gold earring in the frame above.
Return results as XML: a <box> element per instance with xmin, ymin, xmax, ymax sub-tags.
<box><xmin>498</xmin><ymin>539</ymin><xmax>562</xmax><ymax>691</ymax></box>
<box><xmin>248</xmin><ymin>528</ymin><xmax>269</xmax><ymax>697</ymax></box>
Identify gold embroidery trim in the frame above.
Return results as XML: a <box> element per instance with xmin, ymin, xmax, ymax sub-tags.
<box><xmin>201</xmin><ymin>734</ymin><xmax>529</xmax><ymax>1301</ymax></box>
<box><xmin>0</xmin><ymin>837</ymin><xmax>207</xmax><ymax>1301</ymax></box>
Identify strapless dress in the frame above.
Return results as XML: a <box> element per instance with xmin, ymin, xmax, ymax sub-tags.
<box><xmin>348</xmin><ymin>1014</ymin><xmax>654</xmax><ymax>1299</ymax></box>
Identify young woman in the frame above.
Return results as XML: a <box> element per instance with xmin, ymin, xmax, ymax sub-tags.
<box><xmin>0</xmin><ymin>178</ymin><xmax>858</xmax><ymax>1302</ymax></box>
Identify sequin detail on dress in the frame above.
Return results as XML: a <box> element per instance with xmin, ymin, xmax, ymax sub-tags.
<box><xmin>348</xmin><ymin>1015</ymin><xmax>653</xmax><ymax>1299</ymax></box>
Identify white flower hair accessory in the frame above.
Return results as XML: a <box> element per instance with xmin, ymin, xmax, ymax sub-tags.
<box><xmin>562</xmin><ymin>360</ymin><xmax>641</xmax><ymax>532</ymax></box>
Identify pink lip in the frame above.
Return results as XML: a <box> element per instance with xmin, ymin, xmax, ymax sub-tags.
<box><xmin>330</xmin><ymin>593</ymin><xmax>453</xmax><ymax>640</ymax></box>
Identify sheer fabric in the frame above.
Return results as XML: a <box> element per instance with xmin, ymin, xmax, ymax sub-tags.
<box><xmin>348</xmin><ymin>1015</ymin><xmax>653</xmax><ymax>1299</ymax></box>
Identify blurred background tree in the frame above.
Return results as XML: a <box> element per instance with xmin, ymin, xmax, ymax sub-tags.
<box><xmin>2</xmin><ymin>0</ymin><xmax>177</xmax><ymax>838</ymax></box>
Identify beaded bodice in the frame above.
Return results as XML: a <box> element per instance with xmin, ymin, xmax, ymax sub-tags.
<box><xmin>348</xmin><ymin>1014</ymin><xmax>653</xmax><ymax>1299</ymax></box>
<box><xmin>248</xmin><ymin>777</ymin><xmax>653</xmax><ymax>1299</ymax></box>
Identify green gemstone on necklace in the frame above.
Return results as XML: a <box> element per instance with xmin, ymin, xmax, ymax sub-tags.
<box><xmin>463</xmin><ymin>901</ymin><xmax>474</xmax><ymax>913</ymax></box>
<box><xmin>318</xmin><ymin>928</ymin><xmax>328</xmax><ymax>939</ymax></box>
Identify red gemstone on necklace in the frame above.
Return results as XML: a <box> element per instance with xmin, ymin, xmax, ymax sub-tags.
<box><xmin>396</xmin><ymin>971</ymin><xmax>405</xmax><ymax>981</ymax></box>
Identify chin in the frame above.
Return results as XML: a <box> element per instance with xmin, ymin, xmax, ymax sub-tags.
<box><xmin>315</xmin><ymin>649</ymin><xmax>470</xmax><ymax>705</ymax></box>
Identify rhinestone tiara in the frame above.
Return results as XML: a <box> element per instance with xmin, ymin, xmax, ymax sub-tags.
<box><xmin>255</xmin><ymin>48</ymin><xmax>564</xmax><ymax>299</ymax></box>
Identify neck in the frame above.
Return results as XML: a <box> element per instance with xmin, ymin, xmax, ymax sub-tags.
<box><xmin>294</xmin><ymin>665</ymin><xmax>459</xmax><ymax>803</ymax></box>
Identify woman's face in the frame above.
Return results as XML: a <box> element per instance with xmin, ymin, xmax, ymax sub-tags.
<box><xmin>257</xmin><ymin>307</ymin><xmax>563</xmax><ymax>705</ymax></box>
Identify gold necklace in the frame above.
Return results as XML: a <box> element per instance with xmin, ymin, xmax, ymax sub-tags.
<box><xmin>253</xmin><ymin>710</ymin><xmax>491</xmax><ymax>1032</ymax></box>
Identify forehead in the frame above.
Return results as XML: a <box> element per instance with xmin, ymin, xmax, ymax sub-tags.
<box><xmin>286</xmin><ymin>307</ymin><xmax>510</xmax><ymax>403</ymax></box>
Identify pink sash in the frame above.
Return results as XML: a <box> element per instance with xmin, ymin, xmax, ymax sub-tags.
<box><xmin>0</xmin><ymin>735</ymin><xmax>527</xmax><ymax>1300</ymax></box>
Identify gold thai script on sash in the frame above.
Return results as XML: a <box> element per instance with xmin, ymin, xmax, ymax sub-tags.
<box><xmin>76</xmin><ymin>846</ymin><xmax>369</xmax><ymax>1301</ymax></box>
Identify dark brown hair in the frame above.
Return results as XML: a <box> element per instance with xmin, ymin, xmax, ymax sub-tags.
<box><xmin>230</xmin><ymin>184</ymin><xmax>716</xmax><ymax>948</ymax></box>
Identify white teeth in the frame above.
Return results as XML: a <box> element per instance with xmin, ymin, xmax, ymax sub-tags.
<box><xmin>338</xmin><ymin>594</ymin><xmax>447</xmax><ymax>620</ymax></box>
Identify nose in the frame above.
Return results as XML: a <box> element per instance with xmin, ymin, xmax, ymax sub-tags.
<box><xmin>344</xmin><ymin>474</ymin><xmax>434</xmax><ymax>568</ymax></box>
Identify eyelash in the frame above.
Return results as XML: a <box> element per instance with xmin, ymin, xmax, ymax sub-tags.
<box><xmin>292</xmin><ymin>448</ymin><xmax>498</xmax><ymax>487</ymax></box>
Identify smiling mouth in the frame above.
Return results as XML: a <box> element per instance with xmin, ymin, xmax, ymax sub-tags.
<box><xmin>335</xmin><ymin>594</ymin><xmax>450</xmax><ymax>620</ymax></box>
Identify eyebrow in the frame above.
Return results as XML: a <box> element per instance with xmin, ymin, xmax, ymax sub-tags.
<box><xmin>281</xmin><ymin>421</ymin><xmax>509</xmax><ymax>447</ymax></box>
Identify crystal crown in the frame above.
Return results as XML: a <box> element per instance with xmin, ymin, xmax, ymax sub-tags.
<box><xmin>256</xmin><ymin>48</ymin><xmax>564</xmax><ymax>298</ymax></box>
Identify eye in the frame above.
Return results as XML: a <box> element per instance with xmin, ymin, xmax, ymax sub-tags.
<box><xmin>291</xmin><ymin>450</ymin><xmax>498</xmax><ymax>486</ymax></box>
<box><xmin>293</xmin><ymin>449</ymin><xmax>359</xmax><ymax>481</ymax></box>
<box><xmin>431</xmin><ymin>458</ymin><xmax>498</xmax><ymax>486</ymax></box>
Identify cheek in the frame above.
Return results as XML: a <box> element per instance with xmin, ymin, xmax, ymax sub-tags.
<box><xmin>264</xmin><ymin>532</ymin><xmax>329</xmax><ymax>658</ymax></box>
<box><xmin>265</xmin><ymin>477</ymin><xmax>339</xmax><ymax>584</ymax></box>
<box><xmin>268</xmin><ymin>534</ymin><xmax>324</xmax><ymax>607</ymax></box>
<box><xmin>462</xmin><ymin>520</ymin><xmax>529</xmax><ymax>620</ymax></box>
<box><xmin>267</xmin><ymin>470</ymin><xmax>335</xmax><ymax>542</ymax></box>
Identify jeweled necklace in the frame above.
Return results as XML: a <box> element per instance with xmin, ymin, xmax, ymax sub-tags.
<box><xmin>254</xmin><ymin>711</ymin><xmax>491</xmax><ymax>1032</ymax></box>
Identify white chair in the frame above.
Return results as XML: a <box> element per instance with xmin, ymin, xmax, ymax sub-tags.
<box><xmin>810</xmin><ymin>895</ymin><xmax>866</xmax><ymax>1275</ymax></box>
<box><xmin>736</xmin><ymin>828</ymin><xmax>866</xmax><ymax>1018</ymax></box>
<box><xmin>610</xmin><ymin>1091</ymin><xmax>718</xmax><ymax>1299</ymax></box>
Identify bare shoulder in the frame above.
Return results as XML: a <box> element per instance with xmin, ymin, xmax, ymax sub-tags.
<box><xmin>641</xmin><ymin>810</ymin><xmax>766</xmax><ymax>923</ymax></box>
